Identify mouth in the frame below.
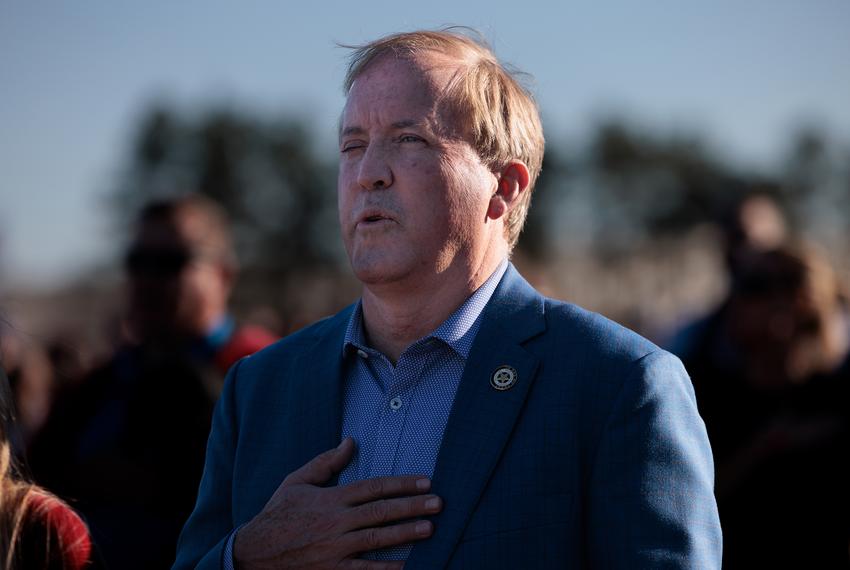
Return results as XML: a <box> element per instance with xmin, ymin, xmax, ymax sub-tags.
<box><xmin>357</xmin><ymin>209</ymin><xmax>396</xmax><ymax>226</ymax></box>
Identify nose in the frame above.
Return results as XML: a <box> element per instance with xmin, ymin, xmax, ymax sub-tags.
<box><xmin>357</xmin><ymin>144</ymin><xmax>393</xmax><ymax>190</ymax></box>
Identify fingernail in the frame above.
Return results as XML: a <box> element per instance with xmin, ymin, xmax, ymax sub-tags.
<box><xmin>425</xmin><ymin>497</ymin><xmax>440</xmax><ymax>510</ymax></box>
<box><xmin>337</xmin><ymin>438</ymin><xmax>348</xmax><ymax>450</ymax></box>
<box><xmin>416</xmin><ymin>478</ymin><xmax>430</xmax><ymax>491</ymax></box>
<box><xmin>415</xmin><ymin>521</ymin><xmax>431</xmax><ymax>535</ymax></box>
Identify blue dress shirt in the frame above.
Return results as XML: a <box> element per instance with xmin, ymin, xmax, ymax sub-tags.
<box><xmin>337</xmin><ymin>260</ymin><xmax>507</xmax><ymax>559</ymax></box>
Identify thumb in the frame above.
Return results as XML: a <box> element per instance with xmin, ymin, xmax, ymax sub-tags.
<box><xmin>283</xmin><ymin>437</ymin><xmax>355</xmax><ymax>487</ymax></box>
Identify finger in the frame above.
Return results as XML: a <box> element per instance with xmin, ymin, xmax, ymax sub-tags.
<box><xmin>339</xmin><ymin>559</ymin><xmax>404</xmax><ymax>570</ymax></box>
<box><xmin>283</xmin><ymin>437</ymin><xmax>355</xmax><ymax>487</ymax></box>
<box><xmin>339</xmin><ymin>519</ymin><xmax>433</xmax><ymax>555</ymax></box>
<box><xmin>337</xmin><ymin>475</ymin><xmax>431</xmax><ymax>505</ymax></box>
<box><xmin>344</xmin><ymin>495</ymin><xmax>442</xmax><ymax>530</ymax></box>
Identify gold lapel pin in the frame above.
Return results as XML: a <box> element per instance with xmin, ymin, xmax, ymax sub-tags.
<box><xmin>490</xmin><ymin>365</ymin><xmax>518</xmax><ymax>391</ymax></box>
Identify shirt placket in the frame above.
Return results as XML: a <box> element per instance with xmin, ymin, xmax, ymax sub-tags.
<box><xmin>367</xmin><ymin>346</ymin><xmax>431</xmax><ymax>479</ymax></box>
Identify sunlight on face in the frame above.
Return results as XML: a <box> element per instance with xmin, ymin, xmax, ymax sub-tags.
<box><xmin>338</xmin><ymin>53</ymin><xmax>498</xmax><ymax>289</ymax></box>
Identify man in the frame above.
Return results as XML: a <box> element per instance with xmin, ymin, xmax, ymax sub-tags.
<box><xmin>119</xmin><ymin>196</ymin><xmax>278</xmax><ymax>375</ymax></box>
<box><xmin>175</xmin><ymin>30</ymin><xmax>721</xmax><ymax>569</ymax></box>
<box><xmin>32</xmin><ymin>195</ymin><xmax>277</xmax><ymax>569</ymax></box>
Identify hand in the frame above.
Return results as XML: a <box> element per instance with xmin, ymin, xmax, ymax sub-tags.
<box><xmin>233</xmin><ymin>438</ymin><xmax>442</xmax><ymax>569</ymax></box>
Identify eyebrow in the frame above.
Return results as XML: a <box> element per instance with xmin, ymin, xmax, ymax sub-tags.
<box><xmin>391</xmin><ymin>119</ymin><xmax>420</xmax><ymax>129</ymax></box>
<box><xmin>339</xmin><ymin>119</ymin><xmax>426</xmax><ymax>139</ymax></box>
<box><xmin>340</xmin><ymin>126</ymin><xmax>365</xmax><ymax>138</ymax></box>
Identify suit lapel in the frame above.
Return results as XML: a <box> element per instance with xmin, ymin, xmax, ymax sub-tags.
<box><xmin>406</xmin><ymin>266</ymin><xmax>546</xmax><ymax>569</ymax></box>
<box><xmin>285</xmin><ymin>308</ymin><xmax>352</xmax><ymax>480</ymax></box>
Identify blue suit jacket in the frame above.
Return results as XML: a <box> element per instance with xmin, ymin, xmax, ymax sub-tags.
<box><xmin>174</xmin><ymin>265</ymin><xmax>722</xmax><ymax>568</ymax></box>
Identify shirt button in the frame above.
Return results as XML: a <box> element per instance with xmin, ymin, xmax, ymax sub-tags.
<box><xmin>357</xmin><ymin>349</ymin><xmax>369</xmax><ymax>359</ymax></box>
<box><xmin>389</xmin><ymin>396</ymin><xmax>403</xmax><ymax>411</ymax></box>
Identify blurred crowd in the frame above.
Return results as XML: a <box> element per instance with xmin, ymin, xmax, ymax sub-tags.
<box><xmin>1</xmin><ymin>196</ymin><xmax>278</xmax><ymax>568</ymax></box>
<box><xmin>666</xmin><ymin>193</ymin><xmax>850</xmax><ymax>567</ymax></box>
<box><xmin>1</xmin><ymin>192</ymin><xmax>849</xmax><ymax>568</ymax></box>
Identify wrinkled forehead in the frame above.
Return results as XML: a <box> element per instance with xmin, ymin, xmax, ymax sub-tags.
<box><xmin>352</xmin><ymin>50</ymin><xmax>463</xmax><ymax>88</ymax></box>
<box><xmin>341</xmin><ymin>52</ymin><xmax>469</xmax><ymax>134</ymax></box>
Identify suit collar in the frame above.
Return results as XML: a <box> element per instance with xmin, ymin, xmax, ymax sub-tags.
<box><xmin>406</xmin><ymin>263</ymin><xmax>546</xmax><ymax>569</ymax></box>
<box><xmin>285</xmin><ymin>306</ymin><xmax>353</xmax><ymax>480</ymax></box>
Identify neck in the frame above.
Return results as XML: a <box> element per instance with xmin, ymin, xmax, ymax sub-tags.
<box><xmin>361</xmin><ymin>251</ymin><xmax>505</xmax><ymax>363</ymax></box>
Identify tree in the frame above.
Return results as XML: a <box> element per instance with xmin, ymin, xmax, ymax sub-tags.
<box><xmin>108</xmin><ymin>103</ymin><xmax>345</xmax><ymax>326</ymax></box>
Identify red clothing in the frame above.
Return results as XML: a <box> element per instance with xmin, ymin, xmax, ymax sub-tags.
<box><xmin>214</xmin><ymin>324</ymin><xmax>278</xmax><ymax>373</ymax></box>
<box><xmin>21</xmin><ymin>492</ymin><xmax>91</xmax><ymax>569</ymax></box>
<box><xmin>30</xmin><ymin>493</ymin><xmax>91</xmax><ymax>570</ymax></box>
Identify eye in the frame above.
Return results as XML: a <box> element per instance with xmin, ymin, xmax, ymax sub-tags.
<box><xmin>397</xmin><ymin>134</ymin><xmax>425</xmax><ymax>144</ymax></box>
<box><xmin>341</xmin><ymin>141</ymin><xmax>366</xmax><ymax>154</ymax></box>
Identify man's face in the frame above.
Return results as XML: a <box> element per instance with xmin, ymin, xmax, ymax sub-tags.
<box><xmin>338</xmin><ymin>54</ymin><xmax>499</xmax><ymax>288</ymax></box>
<box><xmin>125</xmin><ymin>213</ymin><xmax>230</xmax><ymax>341</ymax></box>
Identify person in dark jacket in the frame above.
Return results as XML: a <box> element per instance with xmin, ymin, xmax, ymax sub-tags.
<box><xmin>31</xmin><ymin>195</ymin><xmax>276</xmax><ymax>569</ymax></box>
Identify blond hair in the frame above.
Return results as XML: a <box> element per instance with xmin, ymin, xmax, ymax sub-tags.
<box><xmin>0</xmin><ymin>441</ymin><xmax>32</xmax><ymax>569</ymax></box>
<box><xmin>1</xmin><ymin>364</ymin><xmax>88</xmax><ymax>569</ymax></box>
<box><xmin>343</xmin><ymin>29</ymin><xmax>546</xmax><ymax>250</ymax></box>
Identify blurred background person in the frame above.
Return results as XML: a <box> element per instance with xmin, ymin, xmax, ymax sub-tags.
<box><xmin>667</xmin><ymin>192</ymin><xmax>790</xmax><ymax>358</ymax></box>
<box><xmin>722</xmin><ymin>192</ymin><xmax>789</xmax><ymax>273</ymax></box>
<box><xmin>1</xmin><ymin>363</ymin><xmax>92</xmax><ymax>570</ymax></box>
<box><xmin>29</xmin><ymin>195</ymin><xmax>277</xmax><ymax>569</ymax></box>
<box><xmin>670</xmin><ymin>240</ymin><xmax>850</xmax><ymax>568</ymax></box>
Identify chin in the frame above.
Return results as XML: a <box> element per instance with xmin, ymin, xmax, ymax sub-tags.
<box><xmin>351</xmin><ymin>263</ymin><xmax>409</xmax><ymax>286</ymax></box>
<box><xmin>348</xmin><ymin>252</ymin><xmax>416</xmax><ymax>287</ymax></box>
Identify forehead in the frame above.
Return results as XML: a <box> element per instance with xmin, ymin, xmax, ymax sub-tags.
<box><xmin>342</xmin><ymin>53</ymin><xmax>463</xmax><ymax>128</ymax></box>
<box><xmin>136</xmin><ymin>210</ymin><xmax>211</xmax><ymax>249</ymax></box>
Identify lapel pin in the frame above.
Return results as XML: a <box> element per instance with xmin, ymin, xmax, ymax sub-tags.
<box><xmin>490</xmin><ymin>365</ymin><xmax>518</xmax><ymax>391</ymax></box>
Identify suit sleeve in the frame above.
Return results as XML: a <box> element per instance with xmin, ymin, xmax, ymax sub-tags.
<box><xmin>173</xmin><ymin>358</ymin><xmax>245</xmax><ymax>570</ymax></box>
<box><xmin>586</xmin><ymin>350</ymin><xmax>722</xmax><ymax>568</ymax></box>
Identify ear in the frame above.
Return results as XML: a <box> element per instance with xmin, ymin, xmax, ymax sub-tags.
<box><xmin>217</xmin><ymin>260</ymin><xmax>237</xmax><ymax>296</ymax></box>
<box><xmin>487</xmin><ymin>161</ymin><xmax>530</xmax><ymax>221</ymax></box>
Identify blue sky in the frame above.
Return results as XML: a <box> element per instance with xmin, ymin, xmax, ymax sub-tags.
<box><xmin>2</xmin><ymin>1</ymin><xmax>849</xmax><ymax>286</ymax></box>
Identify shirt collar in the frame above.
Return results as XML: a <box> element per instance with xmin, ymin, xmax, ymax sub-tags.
<box><xmin>205</xmin><ymin>314</ymin><xmax>236</xmax><ymax>349</ymax></box>
<box><xmin>343</xmin><ymin>259</ymin><xmax>508</xmax><ymax>360</ymax></box>
<box><xmin>187</xmin><ymin>314</ymin><xmax>235</xmax><ymax>360</ymax></box>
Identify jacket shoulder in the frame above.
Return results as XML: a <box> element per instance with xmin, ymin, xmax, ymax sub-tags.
<box><xmin>541</xmin><ymin>298</ymin><xmax>661</xmax><ymax>363</ymax></box>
